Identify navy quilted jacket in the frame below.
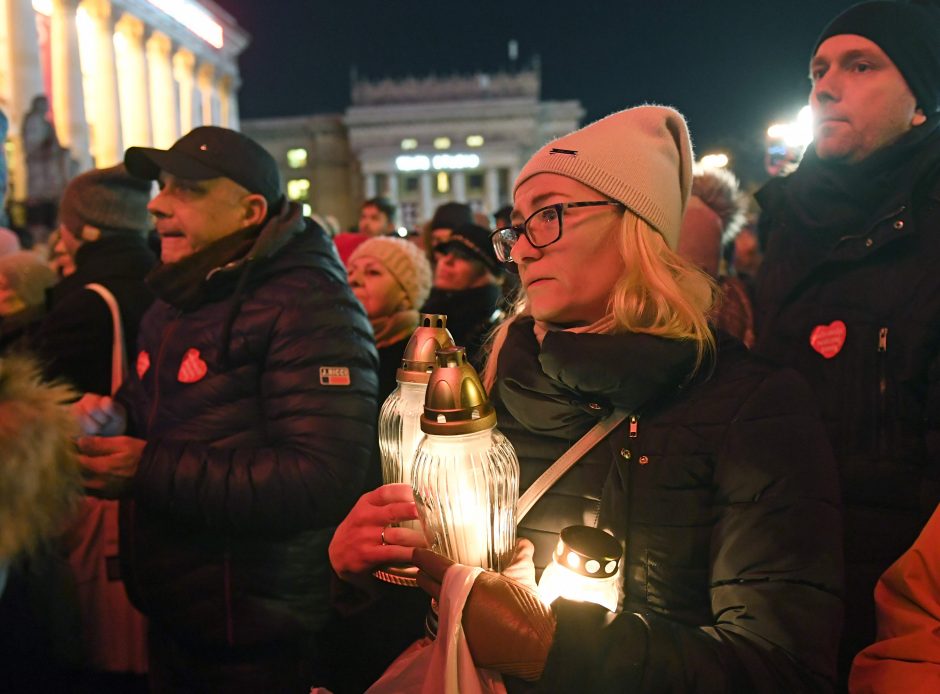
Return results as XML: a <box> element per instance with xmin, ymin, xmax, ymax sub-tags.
<box><xmin>118</xmin><ymin>206</ymin><xmax>379</xmax><ymax>647</ymax></box>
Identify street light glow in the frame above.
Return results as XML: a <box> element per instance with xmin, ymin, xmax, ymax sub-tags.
<box><xmin>699</xmin><ymin>153</ymin><xmax>729</xmax><ymax>169</ymax></box>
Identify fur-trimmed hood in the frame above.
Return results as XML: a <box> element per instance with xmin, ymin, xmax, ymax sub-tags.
<box><xmin>0</xmin><ymin>353</ymin><xmax>80</xmax><ymax>560</ymax></box>
<box><xmin>691</xmin><ymin>166</ymin><xmax>747</xmax><ymax>245</ymax></box>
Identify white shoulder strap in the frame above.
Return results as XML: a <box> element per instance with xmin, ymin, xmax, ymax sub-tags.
<box><xmin>85</xmin><ymin>283</ymin><xmax>126</xmax><ymax>396</ymax></box>
<box><xmin>516</xmin><ymin>408</ymin><xmax>630</xmax><ymax>522</ymax></box>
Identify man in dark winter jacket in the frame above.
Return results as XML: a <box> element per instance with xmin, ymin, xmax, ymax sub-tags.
<box><xmin>753</xmin><ymin>0</ymin><xmax>940</xmax><ymax>682</ymax></box>
<box><xmin>73</xmin><ymin>126</ymin><xmax>379</xmax><ymax>691</ymax></box>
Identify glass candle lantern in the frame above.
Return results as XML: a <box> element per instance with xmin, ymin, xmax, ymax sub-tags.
<box><xmin>412</xmin><ymin>347</ymin><xmax>519</xmax><ymax>571</ymax></box>
<box><xmin>374</xmin><ymin>315</ymin><xmax>455</xmax><ymax>586</ymax></box>
<box><xmin>537</xmin><ymin>525</ymin><xmax>622</xmax><ymax>612</ymax></box>
<box><xmin>378</xmin><ymin>314</ymin><xmax>456</xmax><ymax>513</ymax></box>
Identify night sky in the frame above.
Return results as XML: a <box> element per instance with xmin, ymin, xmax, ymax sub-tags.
<box><xmin>213</xmin><ymin>0</ymin><xmax>859</xmax><ymax>185</ymax></box>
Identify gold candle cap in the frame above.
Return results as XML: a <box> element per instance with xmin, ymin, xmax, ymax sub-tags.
<box><xmin>397</xmin><ymin>314</ymin><xmax>456</xmax><ymax>384</ymax></box>
<box><xmin>421</xmin><ymin>347</ymin><xmax>496</xmax><ymax>435</ymax></box>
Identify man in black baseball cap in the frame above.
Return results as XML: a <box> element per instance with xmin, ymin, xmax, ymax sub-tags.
<box><xmin>753</xmin><ymin>1</ymin><xmax>940</xmax><ymax>684</ymax></box>
<box><xmin>75</xmin><ymin>125</ymin><xmax>379</xmax><ymax>691</ymax></box>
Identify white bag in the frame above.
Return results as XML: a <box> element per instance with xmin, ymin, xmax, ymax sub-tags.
<box><xmin>366</xmin><ymin>564</ymin><xmax>506</xmax><ymax>694</ymax></box>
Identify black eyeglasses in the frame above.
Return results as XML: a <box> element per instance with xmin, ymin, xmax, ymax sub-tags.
<box><xmin>489</xmin><ymin>201</ymin><xmax>625</xmax><ymax>263</ymax></box>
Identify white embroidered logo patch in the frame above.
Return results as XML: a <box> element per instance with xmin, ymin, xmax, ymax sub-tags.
<box><xmin>320</xmin><ymin>366</ymin><xmax>351</xmax><ymax>386</ymax></box>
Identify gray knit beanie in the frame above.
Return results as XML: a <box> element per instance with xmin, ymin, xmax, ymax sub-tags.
<box><xmin>514</xmin><ymin>105</ymin><xmax>694</xmax><ymax>249</ymax></box>
<box><xmin>349</xmin><ymin>236</ymin><xmax>432</xmax><ymax>310</ymax></box>
<box><xmin>59</xmin><ymin>164</ymin><xmax>152</xmax><ymax>240</ymax></box>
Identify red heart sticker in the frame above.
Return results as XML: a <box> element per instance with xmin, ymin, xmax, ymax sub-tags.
<box><xmin>177</xmin><ymin>348</ymin><xmax>208</xmax><ymax>383</ymax></box>
<box><xmin>810</xmin><ymin>320</ymin><xmax>847</xmax><ymax>359</ymax></box>
<box><xmin>136</xmin><ymin>350</ymin><xmax>150</xmax><ymax>379</ymax></box>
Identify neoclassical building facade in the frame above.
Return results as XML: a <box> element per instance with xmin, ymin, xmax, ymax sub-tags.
<box><xmin>0</xmin><ymin>0</ymin><xmax>247</xmax><ymax>200</ymax></box>
<box><xmin>243</xmin><ymin>68</ymin><xmax>584</xmax><ymax>229</ymax></box>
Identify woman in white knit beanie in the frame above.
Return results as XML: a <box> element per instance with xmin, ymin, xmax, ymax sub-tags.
<box><xmin>329</xmin><ymin>105</ymin><xmax>842</xmax><ymax>692</ymax></box>
<box><xmin>347</xmin><ymin>235</ymin><xmax>432</xmax><ymax>403</ymax></box>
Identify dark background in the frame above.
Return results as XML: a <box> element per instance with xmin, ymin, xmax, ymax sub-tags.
<box><xmin>212</xmin><ymin>0</ymin><xmax>859</xmax><ymax>185</ymax></box>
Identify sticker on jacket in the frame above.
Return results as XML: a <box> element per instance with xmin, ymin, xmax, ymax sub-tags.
<box><xmin>136</xmin><ymin>350</ymin><xmax>151</xmax><ymax>379</ymax></box>
<box><xmin>178</xmin><ymin>348</ymin><xmax>208</xmax><ymax>383</ymax></box>
<box><xmin>810</xmin><ymin>320</ymin><xmax>847</xmax><ymax>359</ymax></box>
<box><xmin>320</xmin><ymin>366</ymin><xmax>351</xmax><ymax>386</ymax></box>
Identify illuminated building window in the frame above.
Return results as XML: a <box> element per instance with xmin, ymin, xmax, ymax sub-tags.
<box><xmin>433</xmin><ymin>137</ymin><xmax>451</xmax><ymax>150</ymax></box>
<box><xmin>286</xmin><ymin>148</ymin><xmax>308</xmax><ymax>168</ymax></box>
<box><xmin>302</xmin><ymin>203</ymin><xmax>312</xmax><ymax>217</ymax></box>
<box><xmin>401</xmin><ymin>138</ymin><xmax>418</xmax><ymax>150</ymax></box>
<box><xmin>287</xmin><ymin>178</ymin><xmax>311</xmax><ymax>201</ymax></box>
<box><xmin>466</xmin><ymin>135</ymin><xmax>484</xmax><ymax>147</ymax></box>
<box><xmin>436</xmin><ymin>172</ymin><xmax>450</xmax><ymax>194</ymax></box>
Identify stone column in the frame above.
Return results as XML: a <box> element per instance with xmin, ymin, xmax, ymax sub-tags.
<box><xmin>172</xmin><ymin>48</ymin><xmax>198</xmax><ymax>135</ymax></box>
<box><xmin>79</xmin><ymin>0</ymin><xmax>122</xmax><ymax>166</ymax></box>
<box><xmin>485</xmin><ymin>167</ymin><xmax>500</xmax><ymax>214</ymax></box>
<box><xmin>51</xmin><ymin>0</ymin><xmax>92</xmax><ymax>170</ymax></box>
<box><xmin>114</xmin><ymin>13</ymin><xmax>152</xmax><ymax>148</ymax></box>
<box><xmin>363</xmin><ymin>172</ymin><xmax>376</xmax><ymax>199</ymax></box>
<box><xmin>419</xmin><ymin>172</ymin><xmax>433</xmax><ymax>222</ymax></box>
<box><xmin>5</xmin><ymin>0</ymin><xmax>46</xmax><ymax>198</ymax></box>
<box><xmin>146</xmin><ymin>31</ymin><xmax>178</xmax><ymax>147</ymax></box>
<box><xmin>197</xmin><ymin>62</ymin><xmax>218</xmax><ymax>126</ymax></box>
<box><xmin>452</xmin><ymin>170</ymin><xmax>466</xmax><ymax>202</ymax></box>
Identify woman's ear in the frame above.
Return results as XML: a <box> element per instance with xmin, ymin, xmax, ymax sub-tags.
<box><xmin>912</xmin><ymin>108</ymin><xmax>927</xmax><ymax>127</ymax></box>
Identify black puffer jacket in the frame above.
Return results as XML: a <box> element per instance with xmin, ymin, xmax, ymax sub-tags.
<box><xmin>32</xmin><ymin>234</ymin><xmax>155</xmax><ymax>394</ymax></box>
<box><xmin>754</xmin><ymin>132</ymin><xmax>940</xmax><ymax>674</ymax></box>
<box><xmin>118</xmin><ymin>205</ymin><xmax>379</xmax><ymax>648</ymax></box>
<box><xmin>494</xmin><ymin>317</ymin><xmax>843</xmax><ymax>692</ymax></box>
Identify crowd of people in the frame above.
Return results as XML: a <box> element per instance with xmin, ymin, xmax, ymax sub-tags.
<box><xmin>2</xmin><ymin>1</ymin><xmax>940</xmax><ymax>692</ymax></box>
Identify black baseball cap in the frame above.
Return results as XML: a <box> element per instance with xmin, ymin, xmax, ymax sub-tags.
<box><xmin>125</xmin><ymin>126</ymin><xmax>284</xmax><ymax>207</ymax></box>
<box><xmin>438</xmin><ymin>222</ymin><xmax>503</xmax><ymax>276</ymax></box>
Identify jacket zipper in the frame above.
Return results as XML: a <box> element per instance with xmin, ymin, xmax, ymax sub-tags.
<box><xmin>146</xmin><ymin>315</ymin><xmax>181</xmax><ymax>434</ymax></box>
<box><xmin>629</xmin><ymin>415</ymin><xmax>639</xmax><ymax>438</ymax></box>
<box><xmin>876</xmin><ymin>327</ymin><xmax>888</xmax><ymax>457</ymax></box>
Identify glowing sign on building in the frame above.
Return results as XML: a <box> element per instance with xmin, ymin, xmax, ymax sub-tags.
<box><xmin>395</xmin><ymin>153</ymin><xmax>480</xmax><ymax>172</ymax></box>
<box><xmin>148</xmin><ymin>0</ymin><xmax>224</xmax><ymax>48</ymax></box>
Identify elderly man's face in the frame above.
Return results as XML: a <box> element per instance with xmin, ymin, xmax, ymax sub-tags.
<box><xmin>810</xmin><ymin>34</ymin><xmax>925</xmax><ymax>163</ymax></box>
<box><xmin>148</xmin><ymin>173</ymin><xmax>259</xmax><ymax>263</ymax></box>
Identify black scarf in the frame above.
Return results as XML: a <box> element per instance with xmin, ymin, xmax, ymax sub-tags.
<box><xmin>766</xmin><ymin>117</ymin><xmax>940</xmax><ymax>238</ymax></box>
<box><xmin>496</xmin><ymin>317</ymin><xmax>697</xmax><ymax>440</ymax></box>
<box><xmin>146</xmin><ymin>202</ymin><xmax>306</xmax><ymax>311</ymax></box>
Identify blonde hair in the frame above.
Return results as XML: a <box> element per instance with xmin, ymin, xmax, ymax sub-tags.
<box><xmin>481</xmin><ymin>210</ymin><xmax>717</xmax><ymax>391</ymax></box>
<box><xmin>0</xmin><ymin>353</ymin><xmax>80</xmax><ymax>560</ymax></box>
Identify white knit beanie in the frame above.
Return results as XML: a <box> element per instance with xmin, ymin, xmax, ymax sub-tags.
<box><xmin>349</xmin><ymin>236</ymin><xmax>432</xmax><ymax>310</ymax></box>
<box><xmin>514</xmin><ymin>104</ymin><xmax>694</xmax><ymax>249</ymax></box>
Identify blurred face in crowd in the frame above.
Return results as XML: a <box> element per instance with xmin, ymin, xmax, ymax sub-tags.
<box><xmin>512</xmin><ymin>173</ymin><xmax>625</xmax><ymax>326</ymax></box>
<box><xmin>148</xmin><ymin>173</ymin><xmax>267</xmax><ymax>263</ymax></box>
<box><xmin>55</xmin><ymin>224</ymin><xmax>82</xmax><ymax>259</ymax></box>
<box><xmin>433</xmin><ymin>244</ymin><xmax>490</xmax><ymax>291</ymax></box>
<box><xmin>358</xmin><ymin>204</ymin><xmax>393</xmax><ymax>237</ymax></box>
<box><xmin>347</xmin><ymin>255</ymin><xmax>408</xmax><ymax>319</ymax></box>
<box><xmin>810</xmin><ymin>34</ymin><xmax>925</xmax><ymax>163</ymax></box>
